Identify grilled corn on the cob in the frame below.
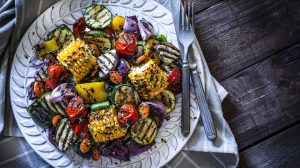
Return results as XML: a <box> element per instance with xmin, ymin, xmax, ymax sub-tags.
<box><xmin>57</xmin><ymin>39</ymin><xmax>97</xmax><ymax>83</ymax></box>
<box><xmin>128</xmin><ymin>60</ymin><xmax>168</xmax><ymax>99</ymax></box>
<box><xmin>89</xmin><ymin>106</ymin><xmax>127</xmax><ymax>142</ymax></box>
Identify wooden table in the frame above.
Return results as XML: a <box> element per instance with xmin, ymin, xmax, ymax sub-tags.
<box><xmin>193</xmin><ymin>0</ymin><xmax>300</xmax><ymax>167</ymax></box>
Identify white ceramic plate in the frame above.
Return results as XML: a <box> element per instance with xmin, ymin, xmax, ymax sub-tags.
<box><xmin>10</xmin><ymin>0</ymin><xmax>200</xmax><ymax>167</ymax></box>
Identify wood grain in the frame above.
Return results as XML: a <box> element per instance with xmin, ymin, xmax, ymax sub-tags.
<box><xmin>239</xmin><ymin>124</ymin><xmax>300</xmax><ymax>168</ymax></box>
<box><xmin>193</xmin><ymin>0</ymin><xmax>223</xmax><ymax>13</ymax></box>
<box><xmin>194</xmin><ymin>0</ymin><xmax>300</xmax><ymax>80</ymax></box>
<box><xmin>220</xmin><ymin>43</ymin><xmax>300</xmax><ymax>149</ymax></box>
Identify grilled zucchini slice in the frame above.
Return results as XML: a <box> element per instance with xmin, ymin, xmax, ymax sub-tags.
<box><xmin>48</xmin><ymin>24</ymin><xmax>75</xmax><ymax>50</ymax></box>
<box><xmin>42</xmin><ymin>92</ymin><xmax>67</xmax><ymax>116</ymax></box>
<box><xmin>109</xmin><ymin>84</ymin><xmax>140</xmax><ymax>107</ymax></box>
<box><xmin>131</xmin><ymin>118</ymin><xmax>158</xmax><ymax>145</ymax></box>
<box><xmin>84</xmin><ymin>4</ymin><xmax>112</xmax><ymax>29</ymax></box>
<box><xmin>27</xmin><ymin>99</ymin><xmax>54</xmax><ymax>129</ymax></box>
<box><xmin>150</xmin><ymin>90</ymin><xmax>176</xmax><ymax>114</ymax></box>
<box><xmin>55</xmin><ymin>118</ymin><xmax>75</xmax><ymax>151</ymax></box>
<box><xmin>84</xmin><ymin>31</ymin><xmax>112</xmax><ymax>53</ymax></box>
<box><xmin>155</xmin><ymin>42</ymin><xmax>180</xmax><ymax>65</ymax></box>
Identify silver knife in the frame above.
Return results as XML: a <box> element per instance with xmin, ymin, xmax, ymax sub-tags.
<box><xmin>171</xmin><ymin>0</ymin><xmax>217</xmax><ymax>141</ymax></box>
<box><xmin>188</xmin><ymin>47</ymin><xmax>217</xmax><ymax>141</ymax></box>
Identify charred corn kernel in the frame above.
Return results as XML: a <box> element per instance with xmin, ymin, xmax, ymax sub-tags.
<box><xmin>57</xmin><ymin>39</ymin><xmax>97</xmax><ymax>83</ymax></box>
<box><xmin>128</xmin><ymin>60</ymin><xmax>168</xmax><ymax>99</ymax></box>
<box><xmin>89</xmin><ymin>106</ymin><xmax>127</xmax><ymax>142</ymax></box>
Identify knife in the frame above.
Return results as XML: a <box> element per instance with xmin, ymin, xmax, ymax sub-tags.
<box><xmin>188</xmin><ymin>47</ymin><xmax>217</xmax><ymax>141</ymax></box>
<box><xmin>171</xmin><ymin>0</ymin><xmax>217</xmax><ymax>141</ymax></box>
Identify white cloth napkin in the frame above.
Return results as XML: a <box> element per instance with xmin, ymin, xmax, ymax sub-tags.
<box><xmin>0</xmin><ymin>0</ymin><xmax>239</xmax><ymax>167</ymax></box>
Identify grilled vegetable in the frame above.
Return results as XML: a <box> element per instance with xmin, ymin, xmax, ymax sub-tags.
<box><xmin>33</xmin><ymin>81</ymin><xmax>45</xmax><ymax>97</ymax></box>
<box><xmin>123</xmin><ymin>16</ymin><xmax>140</xmax><ymax>38</ymax></box>
<box><xmin>27</xmin><ymin>99</ymin><xmax>54</xmax><ymax>129</ymax></box>
<box><xmin>90</xmin><ymin>101</ymin><xmax>110</xmax><ymax>110</ymax></box>
<box><xmin>117</xmin><ymin>58</ymin><xmax>130</xmax><ymax>78</ymax></box>
<box><xmin>109</xmin><ymin>84</ymin><xmax>140</xmax><ymax>107</ymax></box>
<box><xmin>66</xmin><ymin>96</ymin><xmax>88</xmax><ymax>122</ymax></box>
<box><xmin>50</xmin><ymin>83</ymin><xmax>75</xmax><ymax>102</ymax></box>
<box><xmin>150</xmin><ymin>90</ymin><xmax>176</xmax><ymax>114</ymax></box>
<box><xmin>73</xmin><ymin>118</ymin><xmax>90</xmax><ymax>139</ymax></box>
<box><xmin>45</xmin><ymin>64</ymin><xmax>70</xmax><ymax>90</ymax></box>
<box><xmin>155</xmin><ymin>42</ymin><xmax>180</xmax><ymax>65</ymax></box>
<box><xmin>89</xmin><ymin>106</ymin><xmax>127</xmax><ymax>142</ymax></box>
<box><xmin>138</xmin><ymin>102</ymin><xmax>150</xmax><ymax>119</ymax></box>
<box><xmin>91</xmin><ymin>148</ymin><xmax>101</xmax><ymax>161</ymax></box>
<box><xmin>74</xmin><ymin>139</ymin><xmax>91</xmax><ymax>158</ymax></box>
<box><xmin>117</xmin><ymin>103</ymin><xmax>139</xmax><ymax>126</ymax></box>
<box><xmin>52</xmin><ymin>115</ymin><xmax>62</xmax><ymax>127</ymax></box>
<box><xmin>35</xmin><ymin>64</ymin><xmax>49</xmax><ymax>81</ymax></box>
<box><xmin>143</xmin><ymin>101</ymin><xmax>166</xmax><ymax>127</ymax></box>
<box><xmin>152</xmin><ymin>34</ymin><xmax>167</xmax><ymax>42</ymax></box>
<box><xmin>55</xmin><ymin>118</ymin><xmax>75</xmax><ymax>151</ymax></box>
<box><xmin>109</xmin><ymin>71</ymin><xmax>122</xmax><ymax>84</ymax></box>
<box><xmin>84</xmin><ymin>4</ymin><xmax>112</xmax><ymax>29</ymax></box>
<box><xmin>131</xmin><ymin>118</ymin><xmax>158</xmax><ymax>145</ymax></box>
<box><xmin>80</xmin><ymin>138</ymin><xmax>91</xmax><ymax>153</ymax></box>
<box><xmin>115</xmin><ymin>33</ymin><xmax>137</xmax><ymax>56</ymax></box>
<box><xmin>112</xmin><ymin>15</ymin><xmax>125</xmax><ymax>32</ymax></box>
<box><xmin>138</xmin><ymin>18</ymin><xmax>154</xmax><ymax>40</ymax></box>
<box><xmin>57</xmin><ymin>39</ymin><xmax>97</xmax><ymax>83</ymax></box>
<box><xmin>84</xmin><ymin>31</ymin><xmax>112</xmax><ymax>53</ymax></box>
<box><xmin>73</xmin><ymin>17</ymin><xmax>90</xmax><ymax>39</ymax></box>
<box><xmin>48</xmin><ymin>24</ymin><xmax>75</xmax><ymax>50</ymax></box>
<box><xmin>128</xmin><ymin>60</ymin><xmax>168</xmax><ymax>99</ymax></box>
<box><xmin>34</xmin><ymin>38</ymin><xmax>59</xmax><ymax>60</ymax></box>
<box><xmin>76</xmin><ymin>82</ymin><xmax>107</xmax><ymax>103</ymax></box>
<box><xmin>43</xmin><ymin>92</ymin><xmax>68</xmax><ymax>116</ymax></box>
<box><xmin>166</xmin><ymin>67</ymin><xmax>182</xmax><ymax>94</ymax></box>
<box><xmin>96</xmin><ymin>49</ymin><xmax>119</xmax><ymax>79</ymax></box>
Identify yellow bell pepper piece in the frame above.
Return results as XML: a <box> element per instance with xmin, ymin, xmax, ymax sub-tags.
<box><xmin>111</xmin><ymin>16</ymin><xmax>125</xmax><ymax>32</ymax></box>
<box><xmin>76</xmin><ymin>82</ymin><xmax>107</xmax><ymax>103</ymax></box>
<box><xmin>43</xmin><ymin>38</ymin><xmax>59</xmax><ymax>52</ymax></box>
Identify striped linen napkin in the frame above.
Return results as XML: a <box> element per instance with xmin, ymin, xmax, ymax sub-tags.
<box><xmin>0</xmin><ymin>0</ymin><xmax>239</xmax><ymax>167</ymax></box>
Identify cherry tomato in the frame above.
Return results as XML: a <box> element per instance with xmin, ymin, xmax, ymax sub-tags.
<box><xmin>167</xmin><ymin>68</ymin><xmax>182</xmax><ymax>94</ymax></box>
<box><xmin>66</xmin><ymin>96</ymin><xmax>88</xmax><ymax>123</ymax></box>
<box><xmin>33</xmin><ymin>81</ymin><xmax>45</xmax><ymax>97</ymax></box>
<box><xmin>115</xmin><ymin>33</ymin><xmax>137</xmax><ymax>56</ymax></box>
<box><xmin>91</xmin><ymin>148</ymin><xmax>101</xmax><ymax>161</ymax></box>
<box><xmin>117</xmin><ymin>103</ymin><xmax>138</xmax><ymax>125</ymax></box>
<box><xmin>45</xmin><ymin>64</ymin><xmax>69</xmax><ymax>90</ymax></box>
<box><xmin>73</xmin><ymin>17</ymin><xmax>90</xmax><ymax>39</ymax></box>
<box><xmin>80</xmin><ymin>138</ymin><xmax>91</xmax><ymax>153</ymax></box>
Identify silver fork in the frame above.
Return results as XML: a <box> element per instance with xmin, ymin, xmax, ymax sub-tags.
<box><xmin>179</xmin><ymin>0</ymin><xmax>194</xmax><ymax>137</ymax></box>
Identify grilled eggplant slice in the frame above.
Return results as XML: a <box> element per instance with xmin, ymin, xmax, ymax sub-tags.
<box><xmin>155</xmin><ymin>42</ymin><xmax>180</xmax><ymax>65</ymax></box>
<box><xmin>84</xmin><ymin>31</ymin><xmax>112</xmax><ymax>53</ymax></box>
<box><xmin>150</xmin><ymin>90</ymin><xmax>176</xmax><ymax>114</ymax></box>
<box><xmin>84</xmin><ymin>4</ymin><xmax>112</xmax><ymax>29</ymax></box>
<box><xmin>55</xmin><ymin>118</ymin><xmax>75</xmax><ymax>151</ymax></box>
<box><xmin>97</xmin><ymin>49</ymin><xmax>119</xmax><ymax>79</ymax></box>
<box><xmin>131</xmin><ymin>118</ymin><xmax>158</xmax><ymax>145</ymax></box>
<box><xmin>48</xmin><ymin>24</ymin><xmax>75</xmax><ymax>50</ymax></box>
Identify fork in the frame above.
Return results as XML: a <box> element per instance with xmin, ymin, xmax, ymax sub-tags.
<box><xmin>179</xmin><ymin>0</ymin><xmax>194</xmax><ymax>137</ymax></box>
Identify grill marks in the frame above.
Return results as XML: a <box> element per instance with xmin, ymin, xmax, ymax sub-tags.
<box><xmin>96</xmin><ymin>49</ymin><xmax>117</xmax><ymax>78</ymax></box>
<box><xmin>84</xmin><ymin>4</ymin><xmax>112</xmax><ymax>29</ymax></box>
<box><xmin>55</xmin><ymin>118</ymin><xmax>74</xmax><ymax>151</ymax></box>
<box><xmin>131</xmin><ymin>118</ymin><xmax>158</xmax><ymax>145</ymax></box>
<box><xmin>48</xmin><ymin>25</ymin><xmax>75</xmax><ymax>50</ymax></box>
<box><xmin>156</xmin><ymin>42</ymin><xmax>180</xmax><ymax>65</ymax></box>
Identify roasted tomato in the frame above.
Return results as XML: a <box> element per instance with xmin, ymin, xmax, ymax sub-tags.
<box><xmin>73</xmin><ymin>17</ymin><xmax>90</xmax><ymax>39</ymax></box>
<box><xmin>117</xmin><ymin>103</ymin><xmax>138</xmax><ymax>125</ymax></box>
<box><xmin>167</xmin><ymin>68</ymin><xmax>182</xmax><ymax>94</ymax></box>
<box><xmin>66</xmin><ymin>96</ymin><xmax>88</xmax><ymax>123</ymax></box>
<box><xmin>115</xmin><ymin>33</ymin><xmax>137</xmax><ymax>56</ymax></box>
<box><xmin>45</xmin><ymin>64</ymin><xmax>69</xmax><ymax>90</ymax></box>
<box><xmin>109</xmin><ymin>71</ymin><xmax>122</xmax><ymax>84</ymax></box>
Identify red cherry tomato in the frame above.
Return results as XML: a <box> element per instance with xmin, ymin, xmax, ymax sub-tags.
<box><xmin>73</xmin><ymin>17</ymin><xmax>90</xmax><ymax>39</ymax></box>
<box><xmin>33</xmin><ymin>81</ymin><xmax>45</xmax><ymax>97</ymax></box>
<box><xmin>66</xmin><ymin>96</ymin><xmax>88</xmax><ymax>123</ymax></box>
<box><xmin>117</xmin><ymin>103</ymin><xmax>138</xmax><ymax>125</ymax></box>
<box><xmin>45</xmin><ymin>64</ymin><xmax>69</xmax><ymax>90</ymax></box>
<box><xmin>167</xmin><ymin>68</ymin><xmax>182</xmax><ymax>94</ymax></box>
<box><xmin>115</xmin><ymin>33</ymin><xmax>137</xmax><ymax>56</ymax></box>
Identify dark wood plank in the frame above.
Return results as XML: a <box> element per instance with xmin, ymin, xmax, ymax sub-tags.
<box><xmin>193</xmin><ymin>0</ymin><xmax>223</xmax><ymax>13</ymax></box>
<box><xmin>220</xmin><ymin>43</ymin><xmax>300</xmax><ymax>149</ymax></box>
<box><xmin>194</xmin><ymin>0</ymin><xmax>300</xmax><ymax>80</ymax></box>
<box><xmin>239</xmin><ymin>124</ymin><xmax>300</xmax><ymax>168</ymax></box>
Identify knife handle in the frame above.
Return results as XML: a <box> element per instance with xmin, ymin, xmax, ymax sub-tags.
<box><xmin>191</xmin><ymin>68</ymin><xmax>217</xmax><ymax>141</ymax></box>
<box><xmin>181</xmin><ymin>63</ymin><xmax>190</xmax><ymax>137</ymax></box>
